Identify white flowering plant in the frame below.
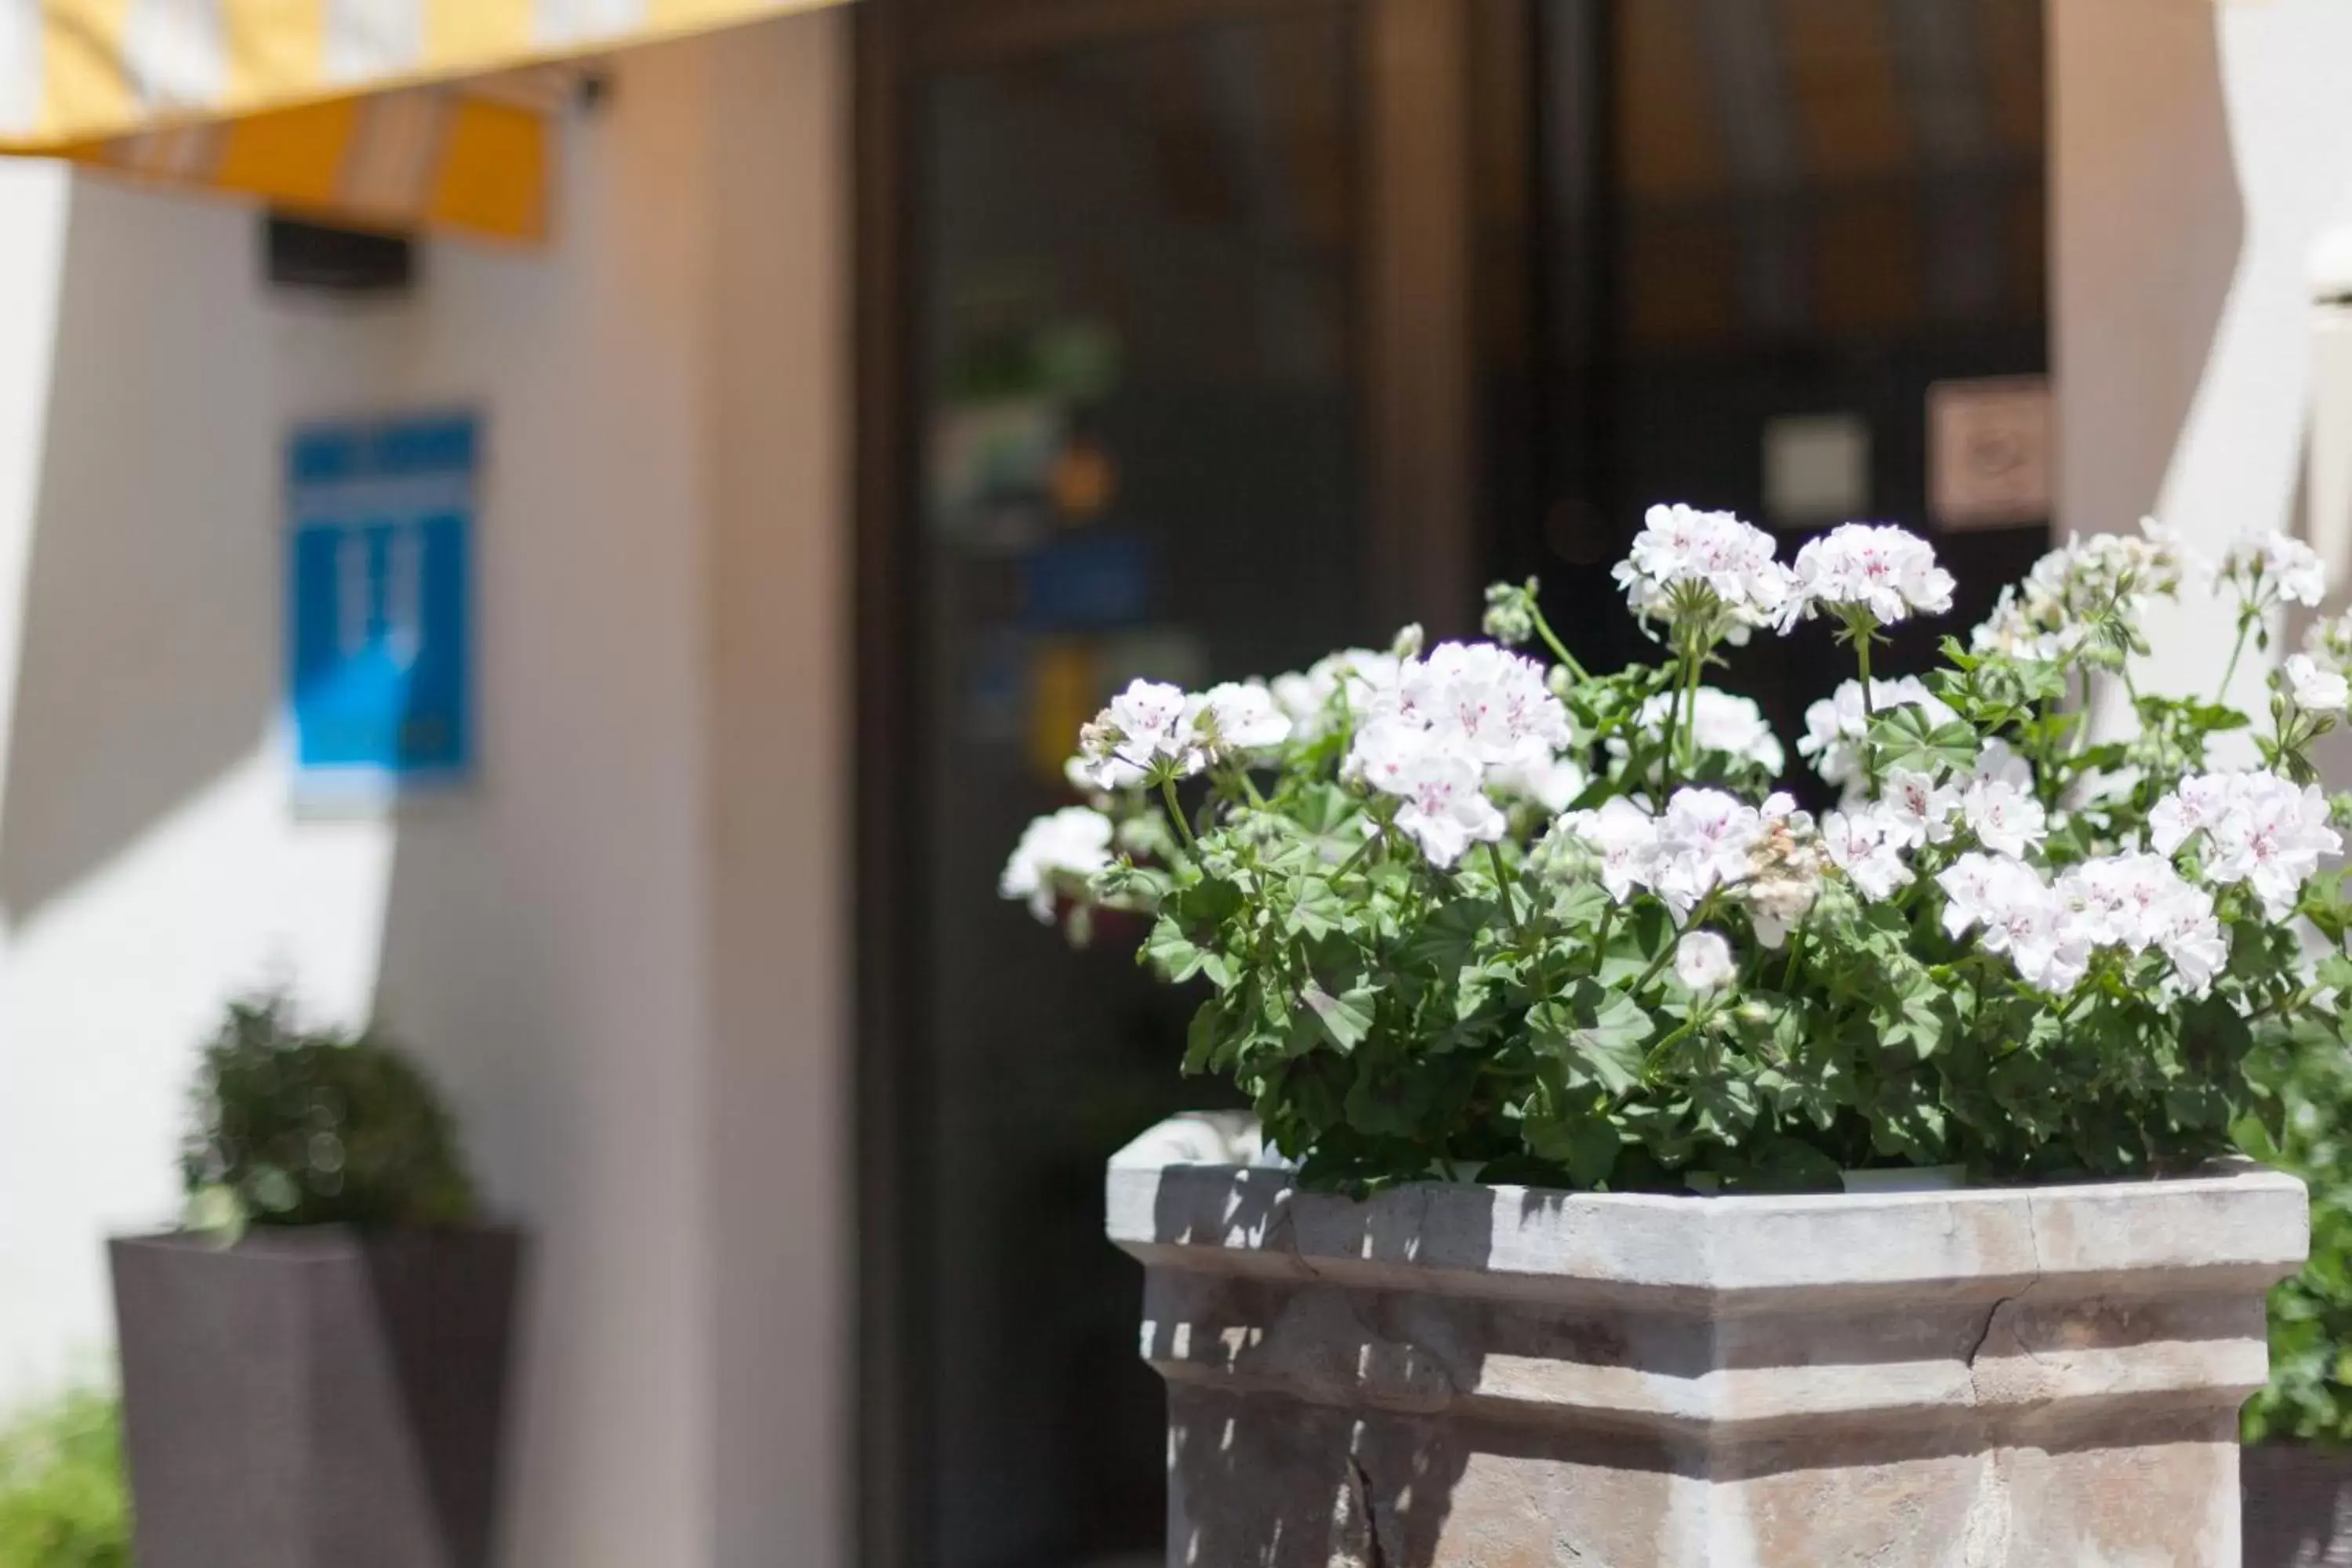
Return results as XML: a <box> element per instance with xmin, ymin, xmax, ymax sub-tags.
<box><xmin>1003</xmin><ymin>507</ymin><xmax>2352</xmax><ymax>1193</ymax></box>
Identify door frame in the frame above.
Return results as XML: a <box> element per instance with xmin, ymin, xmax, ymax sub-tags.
<box><xmin>849</xmin><ymin>1</ymin><xmax>1490</xmax><ymax>1557</ymax></box>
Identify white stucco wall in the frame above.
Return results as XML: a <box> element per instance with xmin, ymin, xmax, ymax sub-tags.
<box><xmin>2054</xmin><ymin>0</ymin><xmax>2352</xmax><ymax>705</ymax></box>
<box><xmin>0</xmin><ymin>14</ymin><xmax>847</xmax><ymax>1567</ymax></box>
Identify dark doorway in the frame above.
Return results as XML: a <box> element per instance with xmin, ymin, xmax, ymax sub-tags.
<box><xmin>855</xmin><ymin>2</ymin><xmax>2050</xmax><ymax>1563</ymax></box>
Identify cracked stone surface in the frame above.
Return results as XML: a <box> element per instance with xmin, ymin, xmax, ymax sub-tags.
<box><xmin>1109</xmin><ymin>1114</ymin><xmax>2310</xmax><ymax>1567</ymax></box>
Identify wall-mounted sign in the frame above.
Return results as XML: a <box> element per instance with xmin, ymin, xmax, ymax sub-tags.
<box><xmin>285</xmin><ymin>412</ymin><xmax>477</xmax><ymax>801</ymax></box>
<box><xmin>1930</xmin><ymin>376</ymin><xmax>2053</xmax><ymax>529</ymax></box>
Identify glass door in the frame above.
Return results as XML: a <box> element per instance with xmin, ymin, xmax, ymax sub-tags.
<box><xmin>856</xmin><ymin>2</ymin><xmax>2052</xmax><ymax>1561</ymax></box>
<box><xmin>858</xmin><ymin>5</ymin><xmax>1388</xmax><ymax>1563</ymax></box>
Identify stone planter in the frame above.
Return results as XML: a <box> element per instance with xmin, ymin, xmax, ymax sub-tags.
<box><xmin>2244</xmin><ymin>1443</ymin><xmax>2352</xmax><ymax>1566</ymax></box>
<box><xmin>1108</xmin><ymin>1114</ymin><xmax>2308</xmax><ymax>1567</ymax></box>
<box><xmin>111</xmin><ymin>1226</ymin><xmax>524</xmax><ymax>1568</ymax></box>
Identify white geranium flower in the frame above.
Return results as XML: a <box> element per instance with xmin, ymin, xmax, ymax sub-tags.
<box><xmin>2057</xmin><ymin>852</ymin><xmax>2184</xmax><ymax>951</ymax></box>
<box><xmin>1345</xmin><ymin>717</ymin><xmax>1430</xmax><ymax>795</ymax></box>
<box><xmin>2043</xmin><ymin>852</ymin><xmax>2223</xmax><ymax>996</ymax></box>
<box><xmin>2219</xmin><ymin>531</ymin><xmax>2327</xmax><ymax>612</ymax></box>
<box><xmin>1489</xmin><ymin>753</ymin><xmax>1588</xmax><ymax>814</ymax></box>
<box><xmin>1788</xmin><ymin>523</ymin><xmax>1955</xmax><ymax>627</ymax></box>
<box><xmin>2284</xmin><ymin>653</ymin><xmax>2350</xmax><ymax>715</ymax></box>
<box><xmin>1972</xmin><ymin>737</ymin><xmax>2035</xmax><ymax>793</ymax></box>
<box><xmin>1270</xmin><ymin>648</ymin><xmax>1407</xmax><ymax>740</ymax></box>
<box><xmin>2149</xmin><ymin>772</ymin><xmax>2237</xmax><ymax>857</ymax></box>
<box><xmin>1741</xmin><ymin>793</ymin><xmax>1824</xmax><ymax>947</ymax></box>
<box><xmin>1080</xmin><ymin>678</ymin><xmax>1198</xmax><ymax>786</ymax></box>
<box><xmin>1962</xmin><ymin>778</ymin><xmax>2048</xmax><ymax>858</ymax></box>
<box><xmin>1878</xmin><ymin>768</ymin><xmax>1960</xmax><ymax>850</ymax></box>
<box><xmin>1798</xmin><ymin>677</ymin><xmax>1958</xmax><ymax>793</ymax></box>
<box><xmin>1936</xmin><ymin>851</ymin><xmax>2016</xmax><ymax>940</ymax></box>
<box><xmin>1184</xmin><ymin>681</ymin><xmax>1292</xmax><ymax>762</ymax></box>
<box><xmin>1939</xmin><ymin>854</ymin><xmax>2089</xmax><ymax>991</ymax></box>
<box><xmin>1563</xmin><ymin>796</ymin><xmax>1661</xmax><ymax>902</ymax></box>
<box><xmin>1675</xmin><ymin>930</ymin><xmax>1737</xmax><ymax>993</ymax></box>
<box><xmin>1820</xmin><ymin>807</ymin><xmax>1913</xmax><ymax>901</ymax></box>
<box><xmin>2157</xmin><ymin>771</ymin><xmax>2343</xmax><ymax>919</ymax></box>
<box><xmin>2152</xmin><ymin>888</ymin><xmax>2229</xmax><ymax>998</ymax></box>
<box><xmin>1622</xmin><ymin>687</ymin><xmax>1784</xmax><ymax>775</ymax></box>
<box><xmin>2151</xmin><ymin>771</ymin><xmax>2343</xmax><ymax>918</ymax></box>
<box><xmin>999</xmin><ymin>806</ymin><xmax>1115</xmax><ymax>923</ymax></box>
<box><xmin>1971</xmin><ymin>519</ymin><xmax>2201</xmax><ymax>661</ymax></box>
<box><xmin>1385</xmin><ymin>745</ymin><xmax>1508</xmax><ymax>869</ymax></box>
<box><xmin>1068</xmin><ymin>751</ymin><xmax>1140</xmax><ymax>793</ymax></box>
<box><xmin>1403</xmin><ymin>641</ymin><xmax>1574</xmax><ymax>769</ymax></box>
<box><xmin>1610</xmin><ymin>504</ymin><xmax>1795</xmax><ymax>645</ymax></box>
<box><xmin>2307</xmin><ymin>609</ymin><xmax>2352</xmax><ymax>671</ymax></box>
<box><xmin>1651</xmin><ymin>788</ymin><xmax>1766</xmax><ymax>918</ymax></box>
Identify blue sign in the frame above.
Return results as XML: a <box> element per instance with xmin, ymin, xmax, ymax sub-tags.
<box><xmin>286</xmin><ymin>413</ymin><xmax>477</xmax><ymax>797</ymax></box>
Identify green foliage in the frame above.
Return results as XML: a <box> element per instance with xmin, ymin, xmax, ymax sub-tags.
<box><xmin>2244</xmin><ymin>1012</ymin><xmax>2352</xmax><ymax>1445</ymax></box>
<box><xmin>0</xmin><ymin>1389</ymin><xmax>129</xmax><ymax>1568</ymax></box>
<box><xmin>1029</xmin><ymin>546</ymin><xmax>2352</xmax><ymax>1198</ymax></box>
<box><xmin>182</xmin><ymin>997</ymin><xmax>477</xmax><ymax>1231</ymax></box>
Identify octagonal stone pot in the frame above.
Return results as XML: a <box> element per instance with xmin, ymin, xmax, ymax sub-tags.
<box><xmin>1108</xmin><ymin>1114</ymin><xmax>2308</xmax><ymax>1567</ymax></box>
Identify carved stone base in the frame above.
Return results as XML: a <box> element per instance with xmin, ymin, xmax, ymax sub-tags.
<box><xmin>1108</xmin><ymin>1116</ymin><xmax>2307</xmax><ymax>1567</ymax></box>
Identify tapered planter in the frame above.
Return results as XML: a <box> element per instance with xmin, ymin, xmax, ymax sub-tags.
<box><xmin>1109</xmin><ymin>1115</ymin><xmax>2309</xmax><ymax>1567</ymax></box>
<box><xmin>111</xmin><ymin>1227</ymin><xmax>524</xmax><ymax>1568</ymax></box>
<box><xmin>2243</xmin><ymin>1443</ymin><xmax>2352</xmax><ymax>1566</ymax></box>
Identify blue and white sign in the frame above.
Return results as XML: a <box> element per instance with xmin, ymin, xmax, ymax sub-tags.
<box><xmin>286</xmin><ymin>412</ymin><xmax>477</xmax><ymax>798</ymax></box>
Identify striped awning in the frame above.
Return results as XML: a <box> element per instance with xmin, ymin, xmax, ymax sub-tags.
<box><xmin>0</xmin><ymin>1</ymin><xmax>842</xmax><ymax>241</ymax></box>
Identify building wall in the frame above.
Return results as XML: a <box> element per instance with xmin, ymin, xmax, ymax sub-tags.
<box><xmin>0</xmin><ymin>13</ymin><xmax>848</xmax><ymax>1567</ymax></box>
<box><xmin>2054</xmin><ymin>0</ymin><xmax>2352</xmax><ymax>705</ymax></box>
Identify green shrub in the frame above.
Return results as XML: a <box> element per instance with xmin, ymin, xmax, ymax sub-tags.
<box><xmin>181</xmin><ymin>996</ymin><xmax>476</xmax><ymax>1231</ymax></box>
<box><xmin>0</xmin><ymin>1388</ymin><xmax>129</xmax><ymax>1568</ymax></box>
<box><xmin>2245</xmin><ymin>1018</ymin><xmax>2352</xmax><ymax>1444</ymax></box>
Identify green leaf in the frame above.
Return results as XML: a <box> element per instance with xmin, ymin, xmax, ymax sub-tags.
<box><xmin>1870</xmin><ymin>706</ymin><xmax>1979</xmax><ymax>777</ymax></box>
<box><xmin>1299</xmin><ymin>982</ymin><xmax>1377</xmax><ymax>1053</ymax></box>
<box><xmin>1142</xmin><ymin>916</ymin><xmax>1208</xmax><ymax>982</ymax></box>
<box><xmin>1524</xmin><ymin>1108</ymin><xmax>1621</xmax><ymax>1189</ymax></box>
<box><xmin>1532</xmin><ymin>982</ymin><xmax>1653</xmax><ymax>1095</ymax></box>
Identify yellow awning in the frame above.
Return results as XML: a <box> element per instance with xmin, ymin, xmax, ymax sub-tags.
<box><xmin>0</xmin><ymin>0</ymin><xmax>843</xmax><ymax>241</ymax></box>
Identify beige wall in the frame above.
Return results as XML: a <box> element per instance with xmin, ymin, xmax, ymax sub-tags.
<box><xmin>0</xmin><ymin>13</ymin><xmax>849</xmax><ymax>1566</ymax></box>
<box><xmin>2054</xmin><ymin>0</ymin><xmax>2352</xmax><ymax>709</ymax></box>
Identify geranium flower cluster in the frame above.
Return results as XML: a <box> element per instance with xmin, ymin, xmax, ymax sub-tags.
<box><xmin>1610</xmin><ymin>504</ymin><xmax>1793</xmax><ymax>645</ymax></box>
<box><xmin>1077</xmin><ymin>677</ymin><xmax>1291</xmax><ymax>789</ymax></box>
<box><xmin>1344</xmin><ymin>641</ymin><xmax>1575</xmax><ymax>866</ymax></box>
<box><xmin>1973</xmin><ymin>520</ymin><xmax>2196</xmax><ymax>662</ymax></box>
<box><xmin>1002</xmin><ymin>507</ymin><xmax>2352</xmax><ymax>1195</ymax></box>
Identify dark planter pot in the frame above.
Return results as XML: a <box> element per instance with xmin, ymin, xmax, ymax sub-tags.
<box><xmin>110</xmin><ymin>1227</ymin><xmax>524</xmax><ymax>1568</ymax></box>
<box><xmin>2245</xmin><ymin>1442</ymin><xmax>2352</xmax><ymax>1567</ymax></box>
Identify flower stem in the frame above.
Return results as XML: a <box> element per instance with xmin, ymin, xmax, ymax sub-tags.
<box><xmin>2218</xmin><ymin>616</ymin><xmax>2253</xmax><ymax>702</ymax></box>
<box><xmin>1530</xmin><ymin>603</ymin><xmax>1592</xmax><ymax>685</ymax></box>
<box><xmin>1486</xmin><ymin>840</ymin><xmax>1529</xmax><ymax>941</ymax></box>
<box><xmin>1855</xmin><ymin>628</ymin><xmax>1880</xmax><ymax>793</ymax></box>
<box><xmin>1160</xmin><ymin>778</ymin><xmax>1197</xmax><ymax>851</ymax></box>
<box><xmin>1679</xmin><ymin>643</ymin><xmax>1705</xmax><ymax>775</ymax></box>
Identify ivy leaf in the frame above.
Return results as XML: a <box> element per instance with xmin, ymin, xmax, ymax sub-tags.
<box><xmin>1870</xmin><ymin>706</ymin><xmax>1979</xmax><ymax>778</ymax></box>
<box><xmin>1142</xmin><ymin>917</ymin><xmax>1208</xmax><ymax>982</ymax></box>
<box><xmin>1299</xmin><ymin>981</ymin><xmax>1377</xmax><ymax>1053</ymax></box>
<box><xmin>1532</xmin><ymin>982</ymin><xmax>1652</xmax><ymax>1096</ymax></box>
<box><xmin>1524</xmin><ymin>1106</ymin><xmax>1621</xmax><ymax>1189</ymax></box>
<box><xmin>1184</xmin><ymin>999</ymin><xmax>1230</xmax><ymax>1074</ymax></box>
<box><xmin>1398</xmin><ymin>898</ymin><xmax>1500</xmax><ymax>972</ymax></box>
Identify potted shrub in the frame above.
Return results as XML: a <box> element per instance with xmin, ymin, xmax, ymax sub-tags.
<box><xmin>1007</xmin><ymin>512</ymin><xmax>2339</xmax><ymax>1564</ymax></box>
<box><xmin>111</xmin><ymin>998</ymin><xmax>522</xmax><ymax>1568</ymax></box>
<box><xmin>2243</xmin><ymin>1021</ymin><xmax>2352</xmax><ymax>1566</ymax></box>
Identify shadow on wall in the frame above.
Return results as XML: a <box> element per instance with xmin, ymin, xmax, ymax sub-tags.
<box><xmin>0</xmin><ymin>183</ymin><xmax>281</xmax><ymax>925</ymax></box>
